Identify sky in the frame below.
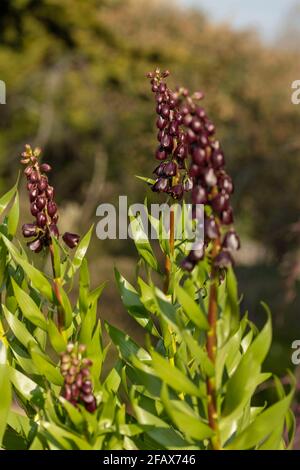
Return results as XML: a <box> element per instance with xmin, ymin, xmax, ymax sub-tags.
<box><xmin>179</xmin><ymin>0</ymin><xmax>297</xmax><ymax>42</ymax></box>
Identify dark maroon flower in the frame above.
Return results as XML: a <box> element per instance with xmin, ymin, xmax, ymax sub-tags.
<box><xmin>192</xmin><ymin>186</ymin><xmax>207</xmax><ymax>204</ymax></box>
<box><xmin>40</xmin><ymin>163</ymin><xmax>52</xmax><ymax>172</ymax></box>
<box><xmin>63</xmin><ymin>232</ymin><xmax>80</xmax><ymax>249</ymax></box>
<box><xmin>223</xmin><ymin>230</ymin><xmax>241</xmax><ymax>251</ymax></box>
<box><xmin>205</xmin><ymin>217</ymin><xmax>220</xmax><ymax>240</ymax></box>
<box><xmin>164</xmin><ymin>161</ymin><xmax>177</xmax><ymax>177</ymax></box>
<box><xmin>22</xmin><ymin>223</ymin><xmax>37</xmax><ymax>238</ymax></box>
<box><xmin>152</xmin><ymin>178</ymin><xmax>169</xmax><ymax>193</ymax></box>
<box><xmin>211</xmin><ymin>193</ymin><xmax>229</xmax><ymax>213</ymax></box>
<box><xmin>180</xmin><ymin>257</ymin><xmax>195</xmax><ymax>272</ymax></box>
<box><xmin>27</xmin><ymin>238</ymin><xmax>43</xmax><ymax>253</ymax></box>
<box><xmin>49</xmin><ymin>224</ymin><xmax>59</xmax><ymax>238</ymax></box>
<box><xmin>214</xmin><ymin>251</ymin><xmax>234</xmax><ymax>268</ymax></box>
<box><xmin>47</xmin><ymin>201</ymin><xmax>57</xmax><ymax>217</ymax></box>
<box><xmin>170</xmin><ymin>184</ymin><xmax>183</xmax><ymax>200</ymax></box>
<box><xmin>37</xmin><ymin>212</ymin><xmax>47</xmax><ymax>227</ymax></box>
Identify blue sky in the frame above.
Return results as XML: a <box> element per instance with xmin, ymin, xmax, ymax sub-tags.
<box><xmin>179</xmin><ymin>0</ymin><xmax>297</xmax><ymax>41</ymax></box>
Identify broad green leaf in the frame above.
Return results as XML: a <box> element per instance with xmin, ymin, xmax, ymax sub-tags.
<box><xmin>7</xmin><ymin>193</ymin><xmax>19</xmax><ymax>236</ymax></box>
<box><xmin>0</xmin><ymin>178</ymin><xmax>19</xmax><ymax>216</ymax></box>
<box><xmin>11</xmin><ymin>278</ymin><xmax>47</xmax><ymax>330</ymax></box>
<box><xmin>41</xmin><ymin>422</ymin><xmax>92</xmax><ymax>450</ymax></box>
<box><xmin>115</xmin><ymin>269</ymin><xmax>159</xmax><ymax>337</ymax></box>
<box><xmin>0</xmin><ymin>345</ymin><xmax>11</xmax><ymax>445</ymax></box>
<box><xmin>106</xmin><ymin>322</ymin><xmax>150</xmax><ymax>363</ymax></box>
<box><xmin>226</xmin><ymin>385</ymin><xmax>294</xmax><ymax>450</ymax></box>
<box><xmin>30</xmin><ymin>343</ymin><xmax>63</xmax><ymax>386</ymax></box>
<box><xmin>50</xmin><ymin>236</ymin><xmax>61</xmax><ymax>278</ymax></box>
<box><xmin>129</xmin><ymin>212</ymin><xmax>159</xmax><ymax>272</ymax></box>
<box><xmin>224</xmin><ymin>268</ymin><xmax>239</xmax><ymax>333</ymax></box>
<box><xmin>175</xmin><ymin>285</ymin><xmax>209</xmax><ymax>330</ymax></box>
<box><xmin>161</xmin><ymin>385</ymin><xmax>213</xmax><ymax>441</ymax></box>
<box><xmin>48</xmin><ymin>319</ymin><xmax>67</xmax><ymax>353</ymax></box>
<box><xmin>59</xmin><ymin>397</ymin><xmax>84</xmax><ymax>428</ymax></box>
<box><xmin>222</xmin><ymin>306</ymin><xmax>272</xmax><ymax>418</ymax></box>
<box><xmin>151</xmin><ymin>351</ymin><xmax>204</xmax><ymax>398</ymax></box>
<box><xmin>9</xmin><ymin>367</ymin><xmax>41</xmax><ymax>401</ymax></box>
<box><xmin>1</xmin><ymin>235</ymin><xmax>53</xmax><ymax>301</ymax></box>
<box><xmin>56</xmin><ymin>284</ymin><xmax>73</xmax><ymax>329</ymax></box>
<box><xmin>67</xmin><ymin>225</ymin><xmax>93</xmax><ymax>279</ymax></box>
<box><xmin>133</xmin><ymin>405</ymin><xmax>190</xmax><ymax>449</ymax></box>
<box><xmin>3</xmin><ymin>304</ymin><xmax>37</xmax><ymax>348</ymax></box>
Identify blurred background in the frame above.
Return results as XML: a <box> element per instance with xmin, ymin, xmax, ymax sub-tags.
<box><xmin>1</xmin><ymin>0</ymin><xmax>300</xmax><ymax>445</ymax></box>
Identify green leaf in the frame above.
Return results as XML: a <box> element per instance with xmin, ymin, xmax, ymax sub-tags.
<box><xmin>7</xmin><ymin>193</ymin><xmax>19</xmax><ymax>236</ymax></box>
<box><xmin>224</xmin><ymin>268</ymin><xmax>240</xmax><ymax>333</ymax></box>
<box><xmin>50</xmin><ymin>236</ymin><xmax>61</xmax><ymax>278</ymax></box>
<box><xmin>222</xmin><ymin>305</ymin><xmax>272</xmax><ymax>418</ymax></box>
<box><xmin>56</xmin><ymin>284</ymin><xmax>73</xmax><ymax>329</ymax></box>
<box><xmin>226</xmin><ymin>384</ymin><xmax>294</xmax><ymax>450</ymax></box>
<box><xmin>11</xmin><ymin>278</ymin><xmax>47</xmax><ymax>330</ymax></box>
<box><xmin>151</xmin><ymin>351</ymin><xmax>204</xmax><ymax>398</ymax></box>
<box><xmin>0</xmin><ymin>178</ymin><xmax>19</xmax><ymax>217</ymax></box>
<box><xmin>135</xmin><ymin>175</ymin><xmax>156</xmax><ymax>185</ymax></box>
<box><xmin>175</xmin><ymin>285</ymin><xmax>209</xmax><ymax>330</ymax></box>
<box><xmin>9</xmin><ymin>367</ymin><xmax>41</xmax><ymax>401</ymax></box>
<box><xmin>67</xmin><ymin>225</ymin><xmax>93</xmax><ymax>279</ymax></box>
<box><xmin>0</xmin><ymin>345</ymin><xmax>12</xmax><ymax>445</ymax></box>
<box><xmin>161</xmin><ymin>384</ymin><xmax>213</xmax><ymax>441</ymax></box>
<box><xmin>1</xmin><ymin>235</ymin><xmax>53</xmax><ymax>301</ymax></box>
<box><xmin>29</xmin><ymin>343</ymin><xmax>63</xmax><ymax>386</ymax></box>
<box><xmin>3</xmin><ymin>304</ymin><xmax>37</xmax><ymax>348</ymax></box>
<box><xmin>59</xmin><ymin>397</ymin><xmax>84</xmax><ymax>428</ymax></box>
<box><xmin>106</xmin><ymin>322</ymin><xmax>151</xmax><ymax>363</ymax></box>
<box><xmin>115</xmin><ymin>269</ymin><xmax>159</xmax><ymax>337</ymax></box>
<box><xmin>41</xmin><ymin>422</ymin><xmax>92</xmax><ymax>450</ymax></box>
<box><xmin>48</xmin><ymin>319</ymin><xmax>67</xmax><ymax>353</ymax></box>
<box><xmin>129</xmin><ymin>212</ymin><xmax>159</xmax><ymax>272</ymax></box>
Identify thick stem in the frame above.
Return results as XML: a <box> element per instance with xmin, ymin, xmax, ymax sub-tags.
<box><xmin>49</xmin><ymin>242</ymin><xmax>64</xmax><ymax>330</ymax></box>
<box><xmin>206</xmin><ymin>241</ymin><xmax>221</xmax><ymax>450</ymax></box>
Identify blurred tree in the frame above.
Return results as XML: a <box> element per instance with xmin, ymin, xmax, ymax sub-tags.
<box><xmin>0</xmin><ymin>0</ymin><xmax>299</xmax><ymax>261</ymax></box>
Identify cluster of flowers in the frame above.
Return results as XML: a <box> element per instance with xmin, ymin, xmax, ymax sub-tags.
<box><xmin>147</xmin><ymin>70</ymin><xmax>240</xmax><ymax>271</ymax></box>
<box><xmin>60</xmin><ymin>343</ymin><xmax>97</xmax><ymax>413</ymax></box>
<box><xmin>21</xmin><ymin>145</ymin><xmax>80</xmax><ymax>252</ymax></box>
<box><xmin>147</xmin><ymin>70</ymin><xmax>193</xmax><ymax>200</ymax></box>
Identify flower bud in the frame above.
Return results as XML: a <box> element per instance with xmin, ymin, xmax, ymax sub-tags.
<box><xmin>27</xmin><ymin>238</ymin><xmax>43</xmax><ymax>253</ymax></box>
<box><xmin>214</xmin><ymin>251</ymin><xmax>233</xmax><ymax>268</ymax></box>
<box><xmin>181</xmin><ymin>257</ymin><xmax>195</xmax><ymax>272</ymax></box>
<box><xmin>152</xmin><ymin>178</ymin><xmax>168</xmax><ymax>193</ymax></box>
<box><xmin>221</xmin><ymin>207</ymin><xmax>234</xmax><ymax>225</ymax></box>
<box><xmin>37</xmin><ymin>212</ymin><xmax>47</xmax><ymax>227</ymax></box>
<box><xmin>205</xmin><ymin>217</ymin><xmax>220</xmax><ymax>240</ymax></box>
<box><xmin>40</xmin><ymin>163</ymin><xmax>52</xmax><ymax>172</ymax></box>
<box><xmin>49</xmin><ymin>223</ymin><xmax>59</xmax><ymax>238</ymax></box>
<box><xmin>192</xmin><ymin>186</ymin><xmax>207</xmax><ymax>204</ymax></box>
<box><xmin>155</xmin><ymin>147</ymin><xmax>167</xmax><ymax>161</ymax></box>
<box><xmin>22</xmin><ymin>223</ymin><xmax>37</xmax><ymax>238</ymax></box>
<box><xmin>47</xmin><ymin>201</ymin><xmax>57</xmax><ymax>217</ymax></box>
<box><xmin>164</xmin><ymin>161</ymin><xmax>177</xmax><ymax>177</ymax></box>
<box><xmin>171</xmin><ymin>184</ymin><xmax>183</xmax><ymax>200</ymax></box>
<box><xmin>223</xmin><ymin>230</ymin><xmax>240</xmax><ymax>251</ymax></box>
<box><xmin>211</xmin><ymin>192</ymin><xmax>229</xmax><ymax>213</ymax></box>
<box><xmin>36</xmin><ymin>196</ymin><xmax>46</xmax><ymax>210</ymax></box>
<box><xmin>63</xmin><ymin>232</ymin><xmax>80</xmax><ymax>249</ymax></box>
